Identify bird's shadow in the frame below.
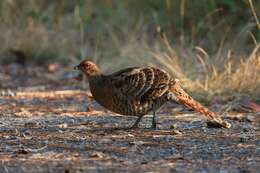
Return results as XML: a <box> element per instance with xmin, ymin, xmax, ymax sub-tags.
<box><xmin>84</xmin><ymin>126</ymin><xmax>156</xmax><ymax>134</ymax></box>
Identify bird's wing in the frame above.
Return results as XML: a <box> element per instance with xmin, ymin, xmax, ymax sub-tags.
<box><xmin>141</xmin><ymin>67</ymin><xmax>172</xmax><ymax>100</ymax></box>
<box><xmin>107</xmin><ymin>67</ymin><xmax>172</xmax><ymax>100</ymax></box>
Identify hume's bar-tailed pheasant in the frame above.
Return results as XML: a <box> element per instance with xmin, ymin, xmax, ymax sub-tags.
<box><xmin>74</xmin><ymin>60</ymin><xmax>231</xmax><ymax>129</ymax></box>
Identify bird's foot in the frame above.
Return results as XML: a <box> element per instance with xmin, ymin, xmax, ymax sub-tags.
<box><xmin>128</xmin><ymin>124</ymin><xmax>157</xmax><ymax>130</ymax></box>
<box><xmin>148</xmin><ymin>122</ymin><xmax>157</xmax><ymax>130</ymax></box>
<box><xmin>128</xmin><ymin>116</ymin><xmax>144</xmax><ymax>130</ymax></box>
<box><xmin>128</xmin><ymin>123</ymin><xmax>140</xmax><ymax>130</ymax></box>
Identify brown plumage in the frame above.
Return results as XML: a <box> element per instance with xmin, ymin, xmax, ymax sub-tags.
<box><xmin>74</xmin><ymin>60</ymin><xmax>231</xmax><ymax>129</ymax></box>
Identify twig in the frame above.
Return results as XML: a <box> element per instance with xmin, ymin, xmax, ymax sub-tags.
<box><xmin>248</xmin><ymin>0</ymin><xmax>260</xmax><ymax>30</ymax></box>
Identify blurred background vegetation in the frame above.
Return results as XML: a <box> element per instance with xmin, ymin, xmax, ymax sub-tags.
<box><xmin>0</xmin><ymin>0</ymin><xmax>259</xmax><ymax>99</ymax></box>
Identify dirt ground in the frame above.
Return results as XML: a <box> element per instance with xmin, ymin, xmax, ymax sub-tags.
<box><xmin>0</xmin><ymin>64</ymin><xmax>259</xmax><ymax>173</ymax></box>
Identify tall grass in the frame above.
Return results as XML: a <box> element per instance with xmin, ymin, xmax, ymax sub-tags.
<box><xmin>151</xmin><ymin>36</ymin><xmax>260</xmax><ymax>99</ymax></box>
<box><xmin>0</xmin><ymin>0</ymin><xmax>259</xmax><ymax>99</ymax></box>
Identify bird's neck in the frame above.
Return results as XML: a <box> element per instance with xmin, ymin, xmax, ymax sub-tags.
<box><xmin>88</xmin><ymin>74</ymin><xmax>105</xmax><ymax>102</ymax></box>
<box><xmin>88</xmin><ymin>74</ymin><xmax>104</xmax><ymax>85</ymax></box>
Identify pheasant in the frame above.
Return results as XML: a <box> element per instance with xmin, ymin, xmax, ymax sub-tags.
<box><xmin>74</xmin><ymin>60</ymin><xmax>231</xmax><ymax>129</ymax></box>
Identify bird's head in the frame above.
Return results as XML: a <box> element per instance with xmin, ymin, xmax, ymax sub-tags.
<box><xmin>74</xmin><ymin>60</ymin><xmax>101</xmax><ymax>77</ymax></box>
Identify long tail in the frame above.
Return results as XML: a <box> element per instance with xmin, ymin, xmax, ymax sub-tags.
<box><xmin>170</xmin><ymin>79</ymin><xmax>231</xmax><ymax>128</ymax></box>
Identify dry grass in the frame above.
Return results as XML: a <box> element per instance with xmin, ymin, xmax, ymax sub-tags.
<box><xmin>151</xmin><ymin>36</ymin><xmax>260</xmax><ymax>99</ymax></box>
<box><xmin>0</xmin><ymin>0</ymin><xmax>259</xmax><ymax>100</ymax></box>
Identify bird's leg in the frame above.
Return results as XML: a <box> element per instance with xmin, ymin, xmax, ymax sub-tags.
<box><xmin>129</xmin><ymin>116</ymin><xmax>143</xmax><ymax>129</ymax></box>
<box><xmin>150</xmin><ymin>111</ymin><xmax>157</xmax><ymax>129</ymax></box>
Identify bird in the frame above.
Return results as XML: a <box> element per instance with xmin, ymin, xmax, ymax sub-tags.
<box><xmin>74</xmin><ymin>59</ymin><xmax>231</xmax><ymax>129</ymax></box>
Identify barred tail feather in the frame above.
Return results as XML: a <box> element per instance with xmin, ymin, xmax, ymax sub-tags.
<box><xmin>170</xmin><ymin>79</ymin><xmax>231</xmax><ymax>128</ymax></box>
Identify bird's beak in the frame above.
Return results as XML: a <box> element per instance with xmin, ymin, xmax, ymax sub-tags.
<box><xmin>74</xmin><ymin>65</ymin><xmax>80</xmax><ymax>70</ymax></box>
